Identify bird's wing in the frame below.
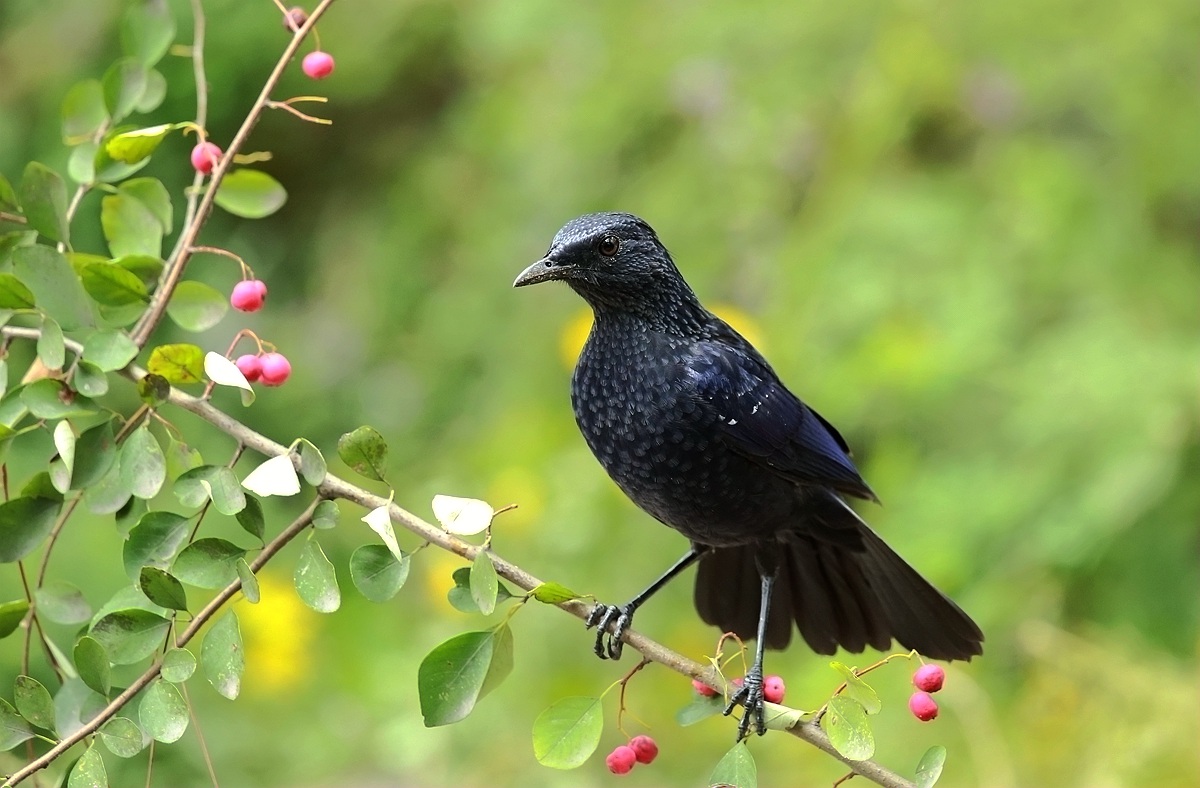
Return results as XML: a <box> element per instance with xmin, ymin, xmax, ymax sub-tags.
<box><xmin>682</xmin><ymin>340</ymin><xmax>878</xmax><ymax>501</ymax></box>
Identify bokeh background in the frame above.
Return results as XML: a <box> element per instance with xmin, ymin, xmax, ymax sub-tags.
<box><xmin>1</xmin><ymin>0</ymin><xmax>1198</xmax><ymax>786</ymax></box>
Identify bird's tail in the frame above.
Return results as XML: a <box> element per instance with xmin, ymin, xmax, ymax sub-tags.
<box><xmin>692</xmin><ymin>502</ymin><xmax>984</xmax><ymax>660</ymax></box>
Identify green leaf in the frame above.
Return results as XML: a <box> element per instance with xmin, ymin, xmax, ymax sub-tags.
<box><xmin>676</xmin><ymin>693</ymin><xmax>724</xmax><ymax>727</ymax></box>
<box><xmin>90</xmin><ymin>608</ymin><xmax>170</xmax><ymax>664</ymax></box>
<box><xmin>165</xmin><ymin>280</ymin><xmax>227</xmax><ymax>332</ymax></box>
<box><xmin>479</xmin><ymin>623</ymin><xmax>513</xmax><ymax>701</ymax></box>
<box><xmin>138</xmin><ymin>679</ymin><xmax>187</xmax><ymax>743</ymax></box>
<box><xmin>528</xmin><ymin>581</ymin><xmax>582</xmax><ymax>605</ymax></box>
<box><xmin>136</xmin><ymin>373</ymin><xmax>170</xmax><ymax>406</ymax></box>
<box><xmin>235</xmin><ymin>493</ymin><xmax>265</xmax><ymax>540</ymax></box>
<box><xmin>709</xmin><ymin>741</ymin><xmax>757</xmax><ymax>788</ymax></box>
<box><xmin>99</xmin><ymin>717</ymin><xmax>145</xmax><ymax>758</ymax></box>
<box><xmin>0</xmin><ymin>698</ymin><xmax>34</xmax><ymax>751</ymax></box>
<box><xmin>0</xmin><ymin>273</ymin><xmax>36</xmax><ymax>309</ymax></box>
<box><xmin>122</xmin><ymin>0</ymin><xmax>176</xmax><ymax>66</ymax></box>
<box><xmin>93</xmin><ymin>129</ymin><xmax>152</xmax><ymax>183</ymax></box>
<box><xmin>147</xmin><ymin>343</ymin><xmax>204</xmax><ymax>384</ymax></box>
<box><xmin>418</xmin><ymin>630</ymin><xmax>501</xmax><ymax>727</ymax></box>
<box><xmin>122</xmin><ymin>178</ymin><xmax>172</xmax><ymax>232</ymax></box>
<box><xmin>0</xmin><ymin>173</ymin><xmax>17</xmax><ymax>211</ymax></box>
<box><xmin>135</xmin><ymin>69</ymin><xmax>167</xmax><ymax>114</ymax></box>
<box><xmin>38</xmin><ymin>315</ymin><xmax>65</xmax><ymax>369</ymax></box>
<box><xmin>235</xmin><ymin>558</ymin><xmax>259</xmax><ymax>603</ymax></box>
<box><xmin>163</xmin><ymin>433</ymin><xmax>201</xmax><ymax>481</ymax></box>
<box><xmin>172</xmin><ymin>538</ymin><xmax>247</xmax><ymax>589</ymax></box>
<box><xmin>74</xmin><ymin>361</ymin><xmax>109</xmax><ymax>397</ymax></box>
<box><xmin>160</xmin><ymin>648</ymin><xmax>196</xmax><ymax>683</ymax></box>
<box><xmin>820</xmin><ymin>696</ymin><xmax>875</xmax><ymax>761</ymax></box>
<box><xmin>74</xmin><ymin>636</ymin><xmax>111</xmax><ymax>696</ymax></box>
<box><xmin>470</xmin><ymin>550</ymin><xmax>499</xmax><ymax>615</ymax></box>
<box><xmin>762</xmin><ymin>700</ymin><xmax>804</xmax><ymax>731</ymax></box>
<box><xmin>101</xmin><ymin>192</ymin><xmax>161</xmax><ymax>258</ymax></box>
<box><xmin>14</xmin><ymin>675</ymin><xmax>55</xmax><ymax>729</ymax></box>
<box><xmin>81</xmin><ymin>261</ymin><xmax>149</xmax><ymax>306</ymax></box>
<box><xmin>915</xmin><ymin>745</ymin><xmax>947</xmax><ymax>788</ymax></box>
<box><xmin>34</xmin><ymin>580</ymin><xmax>91</xmax><ymax>625</ymax></box>
<box><xmin>112</xmin><ymin>254</ymin><xmax>163</xmax><ymax>286</ymax></box>
<box><xmin>120</xmin><ymin>423</ymin><xmax>165</xmax><ymax>500</ymax></box>
<box><xmin>294</xmin><ymin>538</ymin><xmax>340</xmax><ymax>612</ymax></box>
<box><xmin>349</xmin><ymin>544</ymin><xmax>410</xmax><ymax>602</ymax></box>
<box><xmin>103</xmin><ymin>124</ymin><xmax>172</xmax><ymax>165</ymax></box>
<box><xmin>448</xmin><ymin>566</ymin><xmax>514</xmax><ymax>614</ymax></box>
<box><xmin>20</xmin><ymin>162</ymin><xmax>70</xmax><ymax>244</ymax></box>
<box><xmin>831</xmin><ymin>661</ymin><xmax>882</xmax><ymax>714</ymax></box>
<box><xmin>312</xmin><ymin>499</ymin><xmax>339</xmax><ymax>530</ymax></box>
<box><xmin>297</xmin><ymin>438</ymin><xmax>327</xmax><ymax>486</ymax></box>
<box><xmin>138</xmin><ymin>567</ymin><xmax>187</xmax><ymax>611</ymax></box>
<box><xmin>201</xmin><ymin>611</ymin><xmax>244</xmax><ymax>699</ymax></box>
<box><xmin>0</xmin><ymin>493</ymin><xmax>63</xmax><ymax>563</ymax></box>
<box><xmin>68</xmin><ymin>141</ymin><xmax>98</xmax><ymax>184</ymax></box>
<box><xmin>83</xmin><ymin>330</ymin><xmax>138</xmax><ymax>372</ymax></box>
<box><xmin>102</xmin><ymin>58</ymin><xmax>148</xmax><ymax>123</ymax></box>
<box><xmin>214</xmin><ymin>169</ymin><xmax>287</xmax><ymax>219</ymax></box>
<box><xmin>123</xmin><ymin>510</ymin><xmax>189</xmax><ymax>579</ymax></box>
<box><xmin>531</xmin><ymin>696</ymin><xmax>604</xmax><ymax>769</ymax></box>
<box><xmin>22</xmin><ymin>379</ymin><xmax>97</xmax><ymax>419</ymax></box>
<box><xmin>174</xmin><ymin>465</ymin><xmax>246</xmax><ymax>515</ymax></box>
<box><xmin>337</xmin><ymin>425</ymin><xmax>389</xmax><ymax>481</ymax></box>
<box><xmin>12</xmin><ymin>245</ymin><xmax>93</xmax><ymax>330</ymax></box>
<box><xmin>68</xmin><ymin>744</ymin><xmax>107</xmax><ymax>788</ymax></box>
<box><xmin>61</xmin><ymin>80</ymin><xmax>109</xmax><ymax>145</ymax></box>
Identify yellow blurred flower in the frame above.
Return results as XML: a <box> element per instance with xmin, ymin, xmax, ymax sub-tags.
<box><xmin>423</xmin><ymin>549</ymin><xmax>466</xmax><ymax>614</ymax></box>
<box><xmin>235</xmin><ymin>571</ymin><xmax>316</xmax><ymax>694</ymax></box>
<box><xmin>558</xmin><ymin>303</ymin><xmax>765</xmax><ymax>370</ymax></box>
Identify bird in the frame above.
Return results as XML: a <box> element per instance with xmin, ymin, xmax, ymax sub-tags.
<box><xmin>513</xmin><ymin>212</ymin><xmax>983</xmax><ymax>740</ymax></box>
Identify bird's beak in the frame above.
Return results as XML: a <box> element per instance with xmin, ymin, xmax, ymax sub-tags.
<box><xmin>513</xmin><ymin>257</ymin><xmax>563</xmax><ymax>288</ymax></box>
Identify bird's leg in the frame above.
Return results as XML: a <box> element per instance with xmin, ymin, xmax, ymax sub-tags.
<box><xmin>586</xmin><ymin>547</ymin><xmax>707</xmax><ymax>660</ymax></box>
<box><xmin>723</xmin><ymin>567</ymin><xmax>777</xmax><ymax>740</ymax></box>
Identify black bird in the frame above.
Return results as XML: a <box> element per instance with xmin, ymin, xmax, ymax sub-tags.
<box><xmin>514</xmin><ymin>212</ymin><xmax>983</xmax><ymax>739</ymax></box>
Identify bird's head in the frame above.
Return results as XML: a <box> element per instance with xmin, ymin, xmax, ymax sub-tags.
<box><xmin>514</xmin><ymin>213</ymin><xmax>694</xmax><ymax>315</ymax></box>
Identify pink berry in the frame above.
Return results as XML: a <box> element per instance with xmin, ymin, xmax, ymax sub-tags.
<box><xmin>302</xmin><ymin>51</ymin><xmax>335</xmax><ymax>79</ymax></box>
<box><xmin>282</xmin><ymin>6</ymin><xmax>308</xmax><ymax>30</ymax></box>
<box><xmin>235</xmin><ymin>354</ymin><xmax>262</xmax><ymax>382</ymax></box>
<box><xmin>230</xmin><ymin>280</ymin><xmax>267</xmax><ymax>312</ymax></box>
<box><xmin>190</xmin><ymin>142</ymin><xmax>222</xmax><ymax>175</ymax></box>
<box><xmin>259</xmin><ymin>353</ymin><xmax>291</xmax><ymax>386</ymax></box>
<box><xmin>913</xmin><ymin>664</ymin><xmax>945</xmax><ymax>693</ymax></box>
<box><xmin>605</xmin><ymin>745</ymin><xmax>637</xmax><ymax>775</ymax></box>
<box><xmin>692</xmin><ymin>678</ymin><xmax>718</xmax><ymax>698</ymax></box>
<box><xmin>763</xmin><ymin>675</ymin><xmax>786</xmax><ymax>704</ymax></box>
<box><xmin>628</xmin><ymin>735</ymin><xmax>658</xmax><ymax>765</ymax></box>
<box><xmin>908</xmin><ymin>691</ymin><xmax>939</xmax><ymax>722</ymax></box>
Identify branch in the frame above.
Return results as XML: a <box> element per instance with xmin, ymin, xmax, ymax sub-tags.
<box><xmin>129</xmin><ymin>0</ymin><xmax>339</xmax><ymax>348</ymax></box>
<box><xmin>2</xmin><ymin>500</ymin><xmax>321</xmax><ymax>788</ymax></box>
<box><xmin>0</xmin><ymin>328</ymin><xmax>916</xmax><ymax>788</ymax></box>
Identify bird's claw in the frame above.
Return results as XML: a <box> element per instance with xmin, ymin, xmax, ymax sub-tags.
<box><xmin>585</xmin><ymin>603</ymin><xmax>632</xmax><ymax>660</ymax></box>
<box><xmin>723</xmin><ymin>671</ymin><xmax>767</xmax><ymax>740</ymax></box>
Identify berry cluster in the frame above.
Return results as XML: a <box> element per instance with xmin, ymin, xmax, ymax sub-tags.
<box><xmin>604</xmin><ymin>735</ymin><xmax>658</xmax><ymax>776</ymax></box>
<box><xmin>908</xmin><ymin>664</ymin><xmax>946</xmax><ymax>722</ymax></box>
<box><xmin>691</xmin><ymin>673</ymin><xmax>786</xmax><ymax>704</ymax></box>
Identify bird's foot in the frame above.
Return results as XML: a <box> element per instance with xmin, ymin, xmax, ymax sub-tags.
<box><xmin>723</xmin><ymin>670</ymin><xmax>766</xmax><ymax>740</ymax></box>
<box><xmin>585</xmin><ymin>602</ymin><xmax>633</xmax><ymax>660</ymax></box>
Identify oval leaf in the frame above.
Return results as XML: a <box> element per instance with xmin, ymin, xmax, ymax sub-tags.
<box><xmin>820</xmin><ymin>696</ymin><xmax>875</xmax><ymax>761</ymax></box>
<box><xmin>349</xmin><ymin>544</ymin><xmax>409</xmax><ymax>603</ymax></box>
<box><xmin>418</xmin><ymin>630</ymin><xmax>499</xmax><ymax>727</ymax></box>
<box><xmin>214</xmin><ymin>169</ymin><xmax>287</xmax><ymax>219</ymax></box>
<box><xmin>0</xmin><ymin>494</ymin><xmax>63</xmax><ymax>563</ymax></box>
<box><xmin>20</xmin><ymin>162</ymin><xmax>69</xmax><ymax>244</ymax></box>
<box><xmin>175</xmin><ymin>465</ymin><xmax>246</xmax><ymax>515</ymax></box>
<box><xmin>529</xmin><ymin>581</ymin><xmax>582</xmax><ymax>605</ymax></box>
<box><xmin>14</xmin><ymin>675</ymin><xmax>55</xmax><ymax>729</ymax></box>
<box><xmin>99</xmin><ymin>716</ymin><xmax>145</xmax><ymax>758</ymax></box>
<box><xmin>831</xmin><ymin>660</ymin><xmax>882</xmax><ymax>715</ymax></box>
<box><xmin>83</xmin><ymin>330</ymin><xmax>139</xmax><ymax>372</ymax></box>
<box><xmin>147</xmin><ymin>343</ymin><xmax>204</xmax><ymax>385</ymax></box>
<box><xmin>470</xmin><ymin>551</ymin><xmax>499</xmax><ymax>616</ymax></box>
<box><xmin>201</xmin><ymin>611</ymin><xmax>244</xmax><ymax>699</ymax></box>
<box><xmin>90</xmin><ymin>609</ymin><xmax>171</xmax><ymax>665</ymax></box>
<box><xmin>104</xmin><ymin>124</ymin><xmax>173</xmax><ymax>164</ymax></box>
<box><xmin>119</xmin><ymin>424</ymin><xmax>165</xmax><ymax>500</ymax></box>
<box><xmin>138</xmin><ymin>567</ymin><xmax>188</xmax><ymax>611</ymax></box>
<box><xmin>0</xmin><ymin>698</ymin><xmax>34</xmax><ymax>751</ymax></box>
<box><xmin>81</xmin><ymin>261</ymin><xmax>149</xmax><ymax>306</ymax></box>
<box><xmin>710</xmin><ymin>740</ymin><xmax>758</xmax><ymax>788</ymax></box>
<box><xmin>172</xmin><ymin>538</ymin><xmax>247</xmax><ymax>589</ymax></box>
<box><xmin>123</xmin><ymin>510</ymin><xmax>189</xmax><ymax>579</ymax></box>
<box><xmin>12</xmin><ymin>245</ymin><xmax>93</xmax><ymax>330</ymax></box>
<box><xmin>67</xmin><ymin>743</ymin><xmax>106</xmax><ymax>788</ymax></box>
<box><xmin>73</xmin><ymin>636</ymin><xmax>111</xmax><ymax>696</ymax></box>
<box><xmin>915</xmin><ymin>745</ymin><xmax>948</xmax><ymax>788</ymax></box>
<box><xmin>160</xmin><ymin>648</ymin><xmax>196</xmax><ymax>684</ymax></box>
<box><xmin>294</xmin><ymin>539</ymin><xmax>340</xmax><ymax>613</ymax></box>
<box><xmin>432</xmin><ymin>494</ymin><xmax>495</xmax><ymax>536</ymax></box>
<box><xmin>168</xmin><ymin>282</ymin><xmax>229</xmax><ymax>333</ymax></box>
<box><xmin>0</xmin><ymin>274</ymin><xmax>36</xmax><ymax>309</ymax></box>
<box><xmin>532</xmin><ymin>696</ymin><xmax>604</xmax><ymax>769</ymax></box>
<box><xmin>336</xmin><ymin>425</ymin><xmax>388</xmax><ymax>481</ymax></box>
<box><xmin>361</xmin><ymin>503</ymin><xmax>402</xmax><ymax>560</ymax></box>
<box><xmin>34</xmin><ymin>581</ymin><xmax>91</xmax><ymax>625</ymax></box>
<box><xmin>241</xmin><ymin>454</ymin><xmax>301</xmax><ymax>497</ymax></box>
<box><xmin>138</xmin><ymin>679</ymin><xmax>187</xmax><ymax>743</ymax></box>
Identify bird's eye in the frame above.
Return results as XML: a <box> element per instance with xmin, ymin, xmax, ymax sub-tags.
<box><xmin>596</xmin><ymin>235</ymin><xmax>620</xmax><ymax>257</ymax></box>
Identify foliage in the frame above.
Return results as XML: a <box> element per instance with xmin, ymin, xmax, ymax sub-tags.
<box><xmin>0</xmin><ymin>0</ymin><xmax>1196</xmax><ymax>787</ymax></box>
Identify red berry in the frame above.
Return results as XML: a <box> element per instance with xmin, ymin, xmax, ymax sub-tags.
<box><xmin>913</xmin><ymin>664</ymin><xmax>945</xmax><ymax>693</ymax></box>
<box><xmin>605</xmin><ymin>745</ymin><xmax>637</xmax><ymax>775</ymax></box>
<box><xmin>259</xmin><ymin>353</ymin><xmax>291</xmax><ymax>386</ymax></box>
<box><xmin>302</xmin><ymin>51</ymin><xmax>335</xmax><ymax>79</ymax></box>
<box><xmin>908</xmin><ymin>691</ymin><xmax>939</xmax><ymax>722</ymax></box>
<box><xmin>763</xmin><ymin>675</ymin><xmax>786</xmax><ymax>704</ymax></box>
<box><xmin>692</xmin><ymin>678</ymin><xmax>718</xmax><ymax>698</ymax></box>
<box><xmin>235</xmin><ymin>354</ymin><xmax>262</xmax><ymax>382</ymax></box>
<box><xmin>282</xmin><ymin>5</ymin><xmax>308</xmax><ymax>30</ymax></box>
<box><xmin>231</xmin><ymin>280</ymin><xmax>267</xmax><ymax>312</ymax></box>
<box><xmin>628</xmin><ymin>735</ymin><xmax>658</xmax><ymax>765</ymax></box>
<box><xmin>190</xmin><ymin>141</ymin><xmax>222</xmax><ymax>175</ymax></box>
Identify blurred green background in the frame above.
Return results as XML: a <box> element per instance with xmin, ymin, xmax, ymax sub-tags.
<box><xmin>1</xmin><ymin>0</ymin><xmax>1198</xmax><ymax>785</ymax></box>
